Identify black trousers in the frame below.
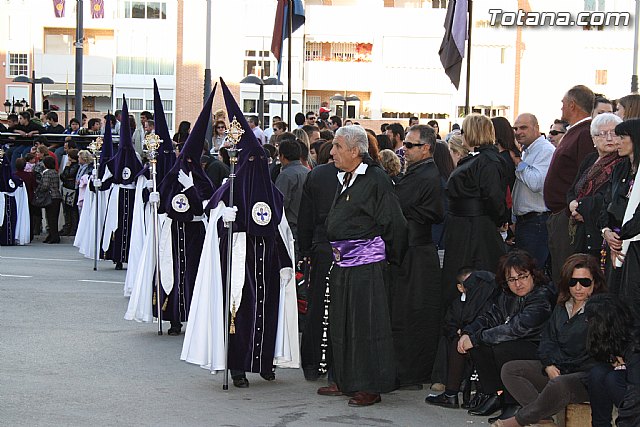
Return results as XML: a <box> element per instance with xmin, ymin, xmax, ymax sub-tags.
<box><xmin>45</xmin><ymin>199</ymin><xmax>61</xmax><ymax>242</ymax></box>
<box><xmin>469</xmin><ymin>340</ymin><xmax>539</xmax><ymax>404</ymax></box>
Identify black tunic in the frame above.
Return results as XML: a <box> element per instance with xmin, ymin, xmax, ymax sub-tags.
<box><xmin>392</xmin><ymin>158</ymin><xmax>444</xmax><ymax>386</ymax></box>
<box><xmin>326</xmin><ymin>160</ymin><xmax>408</xmax><ymax>394</ymax></box>
<box><xmin>441</xmin><ymin>145</ymin><xmax>507</xmax><ymax>307</ymax></box>
<box><xmin>298</xmin><ymin>163</ymin><xmax>339</xmax><ymax>374</ymax></box>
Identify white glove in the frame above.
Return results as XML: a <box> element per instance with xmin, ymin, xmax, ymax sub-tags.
<box><xmin>222</xmin><ymin>206</ymin><xmax>238</xmax><ymax>224</ymax></box>
<box><xmin>178</xmin><ymin>169</ymin><xmax>194</xmax><ymax>189</ymax></box>
<box><xmin>149</xmin><ymin>191</ymin><xmax>160</xmax><ymax>205</ymax></box>
<box><xmin>280</xmin><ymin>267</ymin><xmax>293</xmax><ymax>288</ymax></box>
<box><xmin>91</xmin><ymin>168</ymin><xmax>98</xmax><ymax>178</ymax></box>
<box><xmin>94</xmin><ymin>178</ymin><xmax>102</xmax><ymax>189</ymax></box>
<box><xmin>145</xmin><ymin>179</ymin><xmax>154</xmax><ymax>190</ymax></box>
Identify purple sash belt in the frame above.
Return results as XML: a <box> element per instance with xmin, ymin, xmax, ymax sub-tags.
<box><xmin>329</xmin><ymin>236</ymin><xmax>386</xmax><ymax>267</ymax></box>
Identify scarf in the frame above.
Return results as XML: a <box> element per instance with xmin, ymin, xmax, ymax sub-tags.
<box><xmin>575</xmin><ymin>152</ymin><xmax>624</xmax><ymax>200</ymax></box>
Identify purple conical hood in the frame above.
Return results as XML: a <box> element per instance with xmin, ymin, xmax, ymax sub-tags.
<box><xmin>105</xmin><ymin>96</ymin><xmax>142</xmax><ymax>185</ymax></box>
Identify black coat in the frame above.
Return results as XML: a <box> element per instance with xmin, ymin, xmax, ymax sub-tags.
<box><xmin>463</xmin><ymin>283</ymin><xmax>554</xmax><ymax>346</ymax></box>
<box><xmin>617</xmin><ymin>350</ymin><xmax>640</xmax><ymax>427</ymax></box>
<box><xmin>537</xmin><ymin>304</ymin><xmax>594</xmax><ymax>374</ymax></box>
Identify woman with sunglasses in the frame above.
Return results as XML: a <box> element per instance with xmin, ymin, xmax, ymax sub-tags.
<box><xmin>496</xmin><ymin>253</ymin><xmax>606</xmax><ymax>427</ymax></box>
<box><xmin>567</xmin><ymin>113</ymin><xmax>624</xmax><ymax>258</ymax></box>
<box><xmin>441</xmin><ymin>114</ymin><xmax>509</xmax><ymax>307</ymax></box>
<box><xmin>457</xmin><ymin>250</ymin><xmax>554</xmax><ymax>422</ymax></box>
<box><xmin>211</xmin><ymin>120</ymin><xmax>227</xmax><ymax>153</ymax></box>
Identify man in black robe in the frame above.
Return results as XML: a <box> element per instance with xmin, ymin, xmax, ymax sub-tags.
<box><xmin>317</xmin><ymin>125</ymin><xmax>407</xmax><ymax>406</ymax></box>
<box><xmin>393</xmin><ymin>124</ymin><xmax>444</xmax><ymax>389</ymax></box>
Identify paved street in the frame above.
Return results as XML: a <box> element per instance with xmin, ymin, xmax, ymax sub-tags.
<box><xmin>1</xmin><ymin>239</ymin><xmax>486</xmax><ymax>427</ymax></box>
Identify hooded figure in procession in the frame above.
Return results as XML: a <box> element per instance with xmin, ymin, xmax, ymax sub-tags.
<box><xmin>102</xmin><ymin>97</ymin><xmax>143</xmax><ymax>270</ymax></box>
<box><xmin>123</xmin><ymin>79</ymin><xmax>176</xmax><ymax>299</ymax></box>
<box><xmin>181</xmin><ymin>77</ymin><xmax>299</xmax><ymax>387</ymax></box>
<box><xmin>0</xmin><ymin>150</ymin><xmax>30</xmax><ymax>246</ymax></box>
<box><xmin>150</xmin><ymin>84</ymin><xmax>216</xmax><ymax>336</ymax></box>
<box><xmin>74</xmin><ymin>115</ymin><xmax>114</xmax><ymax>258</ymax></box>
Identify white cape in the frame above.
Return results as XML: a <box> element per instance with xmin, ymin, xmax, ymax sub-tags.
<box><xmin>0</xmin><ymin>186</ymin><xmax>30</xmax><ymax>245</ymax></box>
<box><xmin>180</xmin><ymin>202</ymin><xmax>300</xmax><ymax>372</ymax></box>
<box><xmin>618</xmin><ymin>170</ymin><xmax>640</xmax><ymax>267</ymax></box>
<box><xmin>74</xmin><ymin>186</ymin><xmax>110</xmax><ymax>259</ymax></box>
<box><xmin>123</xmin><ymin>176</ymin><xmax>150</xmax><ymax>296</ymax></box>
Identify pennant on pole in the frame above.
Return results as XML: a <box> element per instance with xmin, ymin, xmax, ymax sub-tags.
<box><xmin>90</xmin><ymin>0</ymin><xmax>104</xmax><ymax>19</ymax></box>
<box><xmin>438</xmin><ymin>0</ymin><xmax>468</xmax><ymax>89</ymax></box>
<box><xmin>270</xmin><ymin>0</ymin><xmax>305</xmax><ymax>79</ymax></box>
<box><xmin>53</xmin><ymin>0</ymin><xmax>65</xmax><ymax>18</ymax></box>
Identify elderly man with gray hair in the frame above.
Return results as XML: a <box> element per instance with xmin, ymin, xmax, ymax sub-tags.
<box><xmin>316</xmin><ymin>125</ymin><xmax>408</xmax><ymax>406</ymax></box>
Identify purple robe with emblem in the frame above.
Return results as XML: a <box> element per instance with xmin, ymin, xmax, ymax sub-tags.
<box><xmin>0</xmin><ymin>155</ymin><xmax>23</xmax><ymax>246</ymax></box>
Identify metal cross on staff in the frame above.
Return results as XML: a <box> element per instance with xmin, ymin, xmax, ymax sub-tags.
<box><xmin>222</xmin><ymin>117</ymin><xmax>243</xmax><ymax>391</ymax></box>
<box><xmin>144</xmin><ymin>133</ymin><xmax>164</xmax><ymax>336</ymax></box>
<box><xmin>89</xmin><ymin>136</ymin><xmax>103</xmax><ymax>271</ymax></box>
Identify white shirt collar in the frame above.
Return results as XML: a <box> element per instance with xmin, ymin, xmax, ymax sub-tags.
<box><xmin>337</xmin><ymin>162</ymin><xmax>368</xmax><ymax>192</ymax></box>
<box><xmin>567</xmin><ymin>116</ymin><xmax>591</xmax><ymax>132</ymax></box>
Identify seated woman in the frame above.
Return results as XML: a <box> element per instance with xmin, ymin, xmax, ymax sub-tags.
<box><xmin>586</xmin><ymin>294</ymin><xmax>640</xmax><ymax>427</ymax></box>
<box><xmin>497</xmin><ymin>253</ymin><xmax>606</xmax><ymax>427</ymax></box>
<box><xmin>425</xmin><ymin>268</ymin><xmax>498</xmax><ymax>409</ymax></box>
<box><xmin>457</xmin><ymin>250</ymin><xmax>554</xmax><ymax>422</ymax></box>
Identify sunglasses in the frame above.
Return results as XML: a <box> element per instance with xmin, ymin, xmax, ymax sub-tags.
<box><xmin>569</xmin><ymin>277</ymin><xmax>593</xmax><ymax>287</ymax></box>
<box><xmin>403</xmin><ymin>141</ymin><xmax>426</xmax><ymax>149</ymax></box>
<box><xmin>308</xmin><ymin>117</ymin><xmax>316</xmax><ymax>121</ymax></box>
<box><xmin>216</xmin><ymin>126</ymin><xmax>226</xmax><ymax>129</ymax></box>
<box><xmin>549</xmin><ymin>130</ymin><xmax>565</xmax><ymax>136</ymax></box>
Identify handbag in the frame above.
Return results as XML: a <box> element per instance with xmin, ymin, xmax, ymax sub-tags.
<box><xmin>33</xmin><ymin>186</ymin><xmax>52</xmax><ymax>208</ymax></box>
<box><xmin>61</xmin><ymin>187</ymin><xmax>76</xmax><ymax>206</ymax></box>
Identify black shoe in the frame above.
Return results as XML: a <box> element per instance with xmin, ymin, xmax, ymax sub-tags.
<box><xmin>468</xmin><ymin>393</ymin><xmax>501</xmax><ymax>416</ymax></box>
<box><xmin>488</xmin><ymin>404</ymin><xmax>520</xmax><ymax>423</ymax></box>
<box><xmin>461</xmin><ymin>380</ymin><xmax>472</xmax><ymax>408</ymax></box>
<box><xmin>260</xmin><ymin>371</ymin><xmax>276</xmax><ymax>381</ymax></box>
<box><xmin>303</xmin><ymin>366</ymin><xmax>320</xmax><ymax>381</ymax></box>
<box><xmin>44</xmin><ymin>236</ymin><xmax>50</xmax><ymax>243</ymax></box>
<box><xmin>233</xmin><ymin>376</ymin><xmax>249</xmax><ymax>388</ymax></box>
<box><xmin>48</xmin><ymin>238</ymin><xmax>60</xmax><ymax>244</ymax></box>
<box><xmin>167</xmin><ymin>326</ymin><xmax>182</xmax><ymax>336</ymax></box>
<box><xmin>466</xmin><ymin>392</ymin><xmax>490</xmax><ymax>411</ymax></box>
<box><xmin>115</xmin><ymin>262</ymin><xmax>123</xmax><ymax>270</ymax></box>
<box><xmin>425</xmin><ymin>392</ymin><xmax>459</xmax><ymax>409</ymax></box>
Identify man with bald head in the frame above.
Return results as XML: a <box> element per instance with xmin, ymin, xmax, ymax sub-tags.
<box><xmin>544</xmin><ymin>85</ymin><xmax>596</xmax><ymax>284</ymax></box>
<box><xmin>511</xmin><ymin>113</ymin><xmax>555</xmax><ymax>268</ymax></box>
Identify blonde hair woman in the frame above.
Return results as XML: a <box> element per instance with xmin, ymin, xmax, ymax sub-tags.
<box><xmin>441</xmin><ymin>113</ymin><xmax>508</xmax><ymax>305</ymax></box>
<box><xmin>379</xmin><ymin>149</ymin><xmax>402</xmax><ymax>183</ymax></box>
<box><xmin>448</xmin><ymin>134</ymin><xmax>470</xmax><ymax>166</ymax></box>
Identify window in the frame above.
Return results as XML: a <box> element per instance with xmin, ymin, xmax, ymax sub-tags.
<box><xmin>121</xmin><ymin>1</ymin><xmax>166</xmax><ymax>19</ymax></box>
<box><xmin>595</xmin><ymin>69</ymin><xmax>608</xmax><ymax>85</ymax></box>
<box><xmin>305</xmin><ymin>42</ymin><xmax>322</xmax><ymax>61</ymax></box>
<box><xmin>8</xmin><ymin>53</ymin><xmax>28</xmax><ymax>77</ymax></box>
<box><xmin>146</xmin><ymin>99</ymin><xmax>173</xmax><ymax>111</ymax></box>
<box><xmin>432</xmin><ymin>0</ymin><xmax>447</xmax><ymax>8</ymax></box>
<box><xmin>117</xmin><ymin>97</ymin><xmax>144</xmax><ymax>110</ymax></box>
<box><xmin>244</xmin><ymin>50</ymin><xmax>272</xmax><ymax>78</ymax></box>
<box><xmin>116</xmin><ymin>56</ymin><xmax>174</xmax><ymax>75</ymax></box>
<box><xmin>306</xmin><ymin>96</ymin><xmax>321</xmax><ymax>114</ymax></box>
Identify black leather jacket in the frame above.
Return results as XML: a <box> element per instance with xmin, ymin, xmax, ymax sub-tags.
<box><xmin>463</xmin><ymin>284</ymin><xmax>555</xmax><ymax>346</ymax></box>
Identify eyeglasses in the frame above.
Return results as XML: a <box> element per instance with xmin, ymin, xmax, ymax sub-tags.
<box><xmin>307</xmin><ymin>117</ymin><xmax>316</xmax><ymax>121</ymax></box>
<box><xmin>506</xmin><ymin>273</ymin><xmax>530</xmax><ymax>284</ymax></box>
<box><xmin>549</xmin><ymin>130</ymin><xmax>566</xmax><ymax>136</ymax></box>
<box><xmin>216</xmin><ymin>126</ymin><xmax>226</xmax><ymax>129</ymax></box>
<box><xmin>595</xmin><ymin>130</ymin><xmax>618</xmax><ymax>139</ymax></box>
<box><xmin>403</xmin><ymin>141</ymin><xmax>426</xmax><ymax>149</ymax></box>
<box><xmin>569</xmin><ymin>277</ymin><xmax>593</xmax><ymax>287</ymax></box>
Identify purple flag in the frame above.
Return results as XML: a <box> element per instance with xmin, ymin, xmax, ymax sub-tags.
<box><xmin>53</xmin><ymin>0</ymin><xmax>65</xmax><ymax>18</ymax></box>
<box><xmin>438</xmin><ymin>0</ymin><xmax>468</xmax><ymax>89</ymax></box>
<box><xmin>90</xmin><ymin>0</ymin><xmax>104</xmax><ymax>19</ymax></box>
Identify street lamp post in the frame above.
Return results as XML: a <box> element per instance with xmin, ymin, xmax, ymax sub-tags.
<box><xmin>240</xmin><ymin>75</ymin><xmax>282</xmax><ymax>129</ymax></box>
<box><xmin>12</xmin><ymin>71</ymin><xmax>54</xmax><ymax>111</ymax></box>
<box><xmin>330</xmin><ymin>94</ymin><xmax>360</xmax><ymax>121</ymax></box>
<box><xmin>3</xmin><ymin>100</ymin><xmax>11</xmax><ymax>114</ymax></box>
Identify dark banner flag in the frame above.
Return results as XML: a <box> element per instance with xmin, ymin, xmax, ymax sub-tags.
<box><xmin>90</xmin><ymin>0</ymin><xmax>104</xmax><ymax>19</ymax></box>
<box><xmin>271</xmin><ymin>0</ymin><xmax>305</xmax><ymax>78</ymax></box>
<box><xmin>53</xmin><ymin>0</ymin><xmax>65</xmax><ymax>18</ymax></box>
<box><xmin>438</xmin><ymin>0</ymin><xmax>468</xmax><ymax>89</ymax></box>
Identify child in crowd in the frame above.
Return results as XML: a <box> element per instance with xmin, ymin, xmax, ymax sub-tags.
<box><xmin>426</xmin><ymin>268</ymin><xmax>498</xmax><ymax>409</ymax></box>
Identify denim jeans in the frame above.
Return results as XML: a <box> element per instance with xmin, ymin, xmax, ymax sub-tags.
<box><xmin>588</xmin><ymin>362</ymin><xmax>627</xmax><ymax>427</ymax></box>
<box><xmin>515</xmin><ymin>212</ymin><xmax>550</xmax><ymax>270</ymax></box>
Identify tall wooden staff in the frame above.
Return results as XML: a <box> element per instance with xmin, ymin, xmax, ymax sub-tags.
<box><xmin>88</xmin><ymin>137</ymin><xmax>103</xmax><ymax>271</ymax></box>
<box><xmin>145</xmin><ymin>134</ymin><xmax>163</xmax><ymax>336</ymax></box>
<box><xmin>222</xmin><ymin>118</ymin><xmax>243</xmax><ymax>391</ymax></box>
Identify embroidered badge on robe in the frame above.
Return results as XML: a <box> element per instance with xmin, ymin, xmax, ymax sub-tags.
<box><xmin>172</xmin><ymin>193</ymin><xmax>190</xmax><ymax>212</ymax></box>
<box><xmin>252</xmin><ymin>202</ymin><xmax>271</xmax><ymax>226</ymax></box>
<box><xmin>122</xmin><ymin>167</ymin><xmax>131</xmax><ymax>180</ymax></box>
<box><xmin>8</xmin><ymin>179</ymin><xmax>15</xmax><ymax>189</ymax></box>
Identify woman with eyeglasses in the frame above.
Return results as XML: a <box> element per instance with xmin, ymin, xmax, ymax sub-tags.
<box><xmin>441</xmin><ymin>114</ymin><xmax>509</xmax><ymax>307</ymax></box>
<box><xmin>496</xmin><ymin>253</ymin><xmax>605</xmax><ymax>427</ymax></box>
<box><xmin>211</xmin><ymin>120</ymin><xmax>226</xmax><ymax>153</ymax></box>
<box><xmin>599</xmin><ymin>119</ymin><xmax>640</xmax><ymax>295</ymax></box>
<box><xmin>457</xmin><ymin>250</ymin><xmax>554</xmax><ymax>422</ymax></box>
<box><xmin>567</xmin><ymin>113</ymin><xmax>624</xmax><ymax>258</ymax></box>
